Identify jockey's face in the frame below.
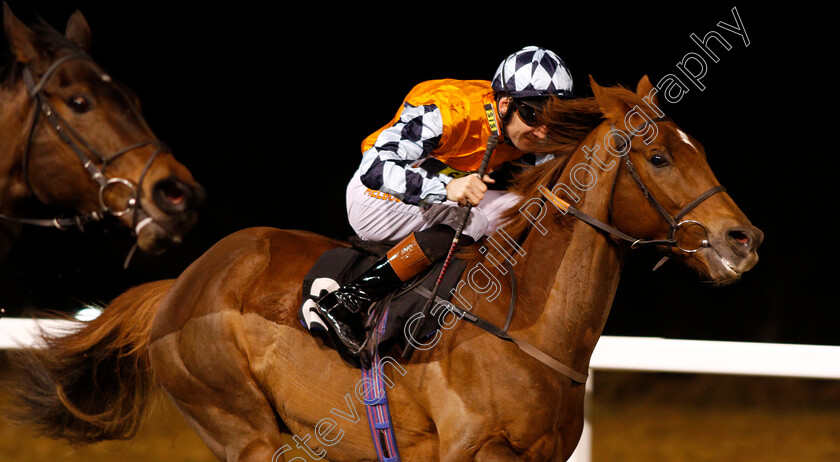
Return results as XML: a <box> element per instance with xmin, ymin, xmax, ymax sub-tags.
<box><xmin>499</xmin><ymin>97</ymin><xmax>549</xmax><ymax>152</ymax></box>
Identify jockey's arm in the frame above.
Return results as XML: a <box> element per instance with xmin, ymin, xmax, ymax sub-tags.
<box><xmin>358</xmin><ymin>103</ymin><xmax>452</xmax><ymax>208</ymax></box>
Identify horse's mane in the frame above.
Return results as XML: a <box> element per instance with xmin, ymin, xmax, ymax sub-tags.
<box><xmin>1</xmin><ymin>18</ymin><xmax>79</xmax><ymax>86</ymax></box>
<box><xmin>497</xmin><ymin>96</ymin><xmax>604</xmax><ymax>242</ymax></box>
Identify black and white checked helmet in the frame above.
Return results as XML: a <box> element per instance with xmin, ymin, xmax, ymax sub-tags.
<box><xmin>492</xmin><ymin>46</ymin><xmax>573</xmax><ymax>98</ymax></box>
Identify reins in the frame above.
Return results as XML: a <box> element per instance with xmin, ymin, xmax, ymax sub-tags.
<box><xmin>412</xmin><ymin>260</ymin><xmax>591</xmax><ymax>384</ymax></box>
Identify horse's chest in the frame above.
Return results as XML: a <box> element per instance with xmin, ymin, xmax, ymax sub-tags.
<box><xmin>427</xmin><ymin>339</ymin><xmax>580</xmax><ymax>455</ymax></box>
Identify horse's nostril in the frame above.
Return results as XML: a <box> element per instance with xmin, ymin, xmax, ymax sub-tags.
<box><xmin>729</xmin><ymin>230</ymin><xmax>751</xmax><ymax>247</ymax></box>
<box><xmin>726</xmin><ymin>227</ymin><xmax>763</xmax><ymax>254</ymax></box>
<box><xmin>160</xmin><ymin>182</ymin><xmax>185</xmax><ymax>205</ymax></box>
<box><xmin>153</xmin><ymin>177</ymin><xmax>194</xmax><ymax>213</ymax></box>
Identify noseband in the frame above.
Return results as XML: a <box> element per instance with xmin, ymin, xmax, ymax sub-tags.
<box><xmin>1</xmin><ymin>52</ymin><xmax>166</xmax><ymax>241</ymax></box>
<box><xmin>540</xmin><ymin>116</ymin><xmax>726</xmax><ymax>258</ymax></box>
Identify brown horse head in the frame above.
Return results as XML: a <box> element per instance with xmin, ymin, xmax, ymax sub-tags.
<box><xmin>587</xmin><ymin>75</ymin><xmax>763</xmax><ymax>284</ymax></box>
<box><xmin>0</xmin><ymin>4</ymin><xmax>203</xmax><ymax>258</ymax></box>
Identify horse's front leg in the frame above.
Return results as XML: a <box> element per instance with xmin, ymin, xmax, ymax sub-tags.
<box><xmin>474</xmin><ymin>434</ymin><xmax>568</xmax><ymax>462</ymax></box>
<box><xmin>474</xmin><ymin>440</ymin><xmax>525</xmax><ymax>461</ymax></box>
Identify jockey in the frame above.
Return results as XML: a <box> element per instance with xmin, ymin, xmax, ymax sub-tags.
<box><xmin>305</xmin><ymin>46</ymin><xmax>575</xmax><ymax>358</ymax></box>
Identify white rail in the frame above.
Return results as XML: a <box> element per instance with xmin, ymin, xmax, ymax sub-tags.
<box><xmin>4</xmin><ymin>319</ymin><xmax>840</xmax><ymax>461</ymax></box>
<box><xmin>590</xmin><ymin>335</ymin><xmax>840</xmax><ymax>379</ymax></box>
<box><xmin>570</xmin><ymin>336</ymin><xmax>840</xmax><ymax>462</ymax></box>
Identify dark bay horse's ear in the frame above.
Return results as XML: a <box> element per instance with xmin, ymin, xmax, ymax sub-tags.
<box><xmin>65</xmin><ymin>10</ymin><xmax>92</xmax><ymax>52</ymax></box>
<box><xmin>589</xmin><ymin>75</ymin><xmax>631</xmax><ymax>126</ymax></box>
<box><xmin>636</xmin><ymin>75</ymin><xmax>659</xmax><ymax>107</ymax></box>
<box><xmin>3</xmin><ymin>2</ymin><xmax>40</xmax><ymax>64</ymax></box>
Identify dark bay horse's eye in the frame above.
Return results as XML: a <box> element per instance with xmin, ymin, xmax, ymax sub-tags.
<box><xmin>66</xmin><ymin>95</ymin><xmax>91</xmax><ymax>113</ymax></box>
<box><xmin>650</xmin><ymin>153</ymin><xmax>669</xmax><ymax>167</ymax></box>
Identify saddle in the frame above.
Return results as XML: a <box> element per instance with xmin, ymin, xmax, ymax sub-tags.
<box><xmin>299</xmin><ymin>237</ymin><xmax>469</xmax><ymax>363</ymax></box>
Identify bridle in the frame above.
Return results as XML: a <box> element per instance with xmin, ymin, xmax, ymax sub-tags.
<box><xmin>540</xmin><ymin>116</ymin><xmax>726</xmax><ymax>260</ymax></box>
<box><xmin>0</xmin><ymin>51</ymin><xmax>166</xmax><ymax>240</ymax></box>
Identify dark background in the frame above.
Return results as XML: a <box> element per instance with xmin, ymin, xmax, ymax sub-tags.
<box><xmin>1</xmin><ymin>1</ymin><xmax>835</xmax><ymax>346</ymax></box>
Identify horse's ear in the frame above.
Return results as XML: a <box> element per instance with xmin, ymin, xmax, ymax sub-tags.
<box><xmin>65</xmin><ymin>10</ymin><xmax>92</xmax><ymax>52</ymax></box>
<box><xmin>589</xmin><ymin>75</ymin><xmax>630</xmax><ymax>124</ymax></box>
<box><xmin>3</xmin><ymin>2</ymin><xmax>40</xmax><ymax>64</ymax></box>
<box><xmin>636</xmin><ymin>75</ymin><xmax>659</xmax><ymax>107</ymax></box>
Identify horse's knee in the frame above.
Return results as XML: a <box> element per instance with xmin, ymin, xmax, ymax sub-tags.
<box><xmin>473</xmin><ymin>440</ymin><xmax>524</xmax><ymax>461</ymax></box>
<box><xmin>236</xmin><ymin>437</ymin><xmax>281</xmax><ymax>462</ymax></box>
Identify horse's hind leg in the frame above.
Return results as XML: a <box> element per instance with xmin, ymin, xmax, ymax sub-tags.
<box><xmin>149</xmin><ymin>311</ymin><xmax>285</xmax><ymax>462</ymax></box>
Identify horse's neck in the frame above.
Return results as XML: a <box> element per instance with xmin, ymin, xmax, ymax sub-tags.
<box><xmin>516</xmin><ymin>132</ymin><xmax>624</xmax><ymax>374</ymax></box>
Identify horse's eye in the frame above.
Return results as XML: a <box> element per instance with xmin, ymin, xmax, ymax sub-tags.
<box><xmin>650</xmin><ymin>154</ymin><xmax>669</xmax><ymax>167</ymax></box>
<box><xmin>67</xmin><ymin>95</ymin><xmax>91</xmax><ymax>113</ymax></box>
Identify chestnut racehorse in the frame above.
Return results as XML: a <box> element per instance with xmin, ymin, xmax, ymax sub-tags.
<box><xmin>7</xmin><ymin>76</ymin><xmax>762</xmax><ymax>461</ymax></box>
<box><xmin>0</xmin><ymin>5</ymin><xmax>203</xmax><ymax>263</ymax></box>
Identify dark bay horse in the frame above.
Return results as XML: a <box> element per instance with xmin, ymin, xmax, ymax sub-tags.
<box><xmin>0</xmin><ymin>5</ymin><xmax>203</xmax><ymax>263</ymax></box>
<box><xmin>6</xmin><ymin>76</ymin><xmax>762</xmax><ymax>461</ymax></box>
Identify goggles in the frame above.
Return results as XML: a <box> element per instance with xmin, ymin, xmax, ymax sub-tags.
<box><xmin>510</xmin><ymin>98</ymin><xmax>544</xmax><ymax>127</ymax></box>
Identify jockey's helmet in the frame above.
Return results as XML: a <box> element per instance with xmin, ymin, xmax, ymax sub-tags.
<box><xmin>491</xmin><ymin>46</ymin><xmax>574</xmax><ymax>99</ymax></box>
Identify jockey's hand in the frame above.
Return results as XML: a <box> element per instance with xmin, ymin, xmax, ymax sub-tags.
<box><xmin>445</xmin><ymin>174</ymin><xmax>495</xmax><ymax>206</ymax></box>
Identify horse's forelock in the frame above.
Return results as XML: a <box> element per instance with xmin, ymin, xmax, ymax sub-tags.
<box><xmin>31</xmin><ymin>19</ymin><xmax>82</xmax><ymax>56</ymax></box>
<box><xmin>1</xmin><ymin>19</ymin><xmax>81</xmax><ymax>85</ymax></box>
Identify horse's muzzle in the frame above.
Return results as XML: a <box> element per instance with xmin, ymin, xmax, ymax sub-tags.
<box><xmin>128</xmin><ymin>177</ymin><xmax>204</xmax><ymax>257</ymax></box>
<box><xmin>702</xmin><ymin>223</ymin><xmax>763</xmax><ymax>283</ymax></box>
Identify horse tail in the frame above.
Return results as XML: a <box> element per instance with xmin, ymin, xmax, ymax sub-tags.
<box><xmin>5</xmin><ymin>279</ymin><xmax>174</xmax><ymax>444</ymax></box>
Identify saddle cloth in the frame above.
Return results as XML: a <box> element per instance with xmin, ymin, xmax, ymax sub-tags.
<box><xmin>299</xmin><ymin>239</ymin><xmax>468</xmax><ymax>354</ymax></box>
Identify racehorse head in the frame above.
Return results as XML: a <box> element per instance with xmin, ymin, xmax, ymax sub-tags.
<box><xmin>586</xmin><ymin>75</ymin><xmax>763</xmax><ymax>284</ymax></box>
<box><xmin>0</xmin><ymin>5</ymin><xmax>203</xmax><ymax>258</ymax></box>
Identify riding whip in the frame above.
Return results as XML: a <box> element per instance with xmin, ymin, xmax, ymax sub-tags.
<box><xmin>402</xmin><ymin>134</ymin><xmax>498</xmax><ymax>360</ymax></box>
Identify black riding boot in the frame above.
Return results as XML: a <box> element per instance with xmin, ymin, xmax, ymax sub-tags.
<box><xmin>314</xmin><ymin>225</ymin><xmax>461</xmax><ymax>361</ymax></box>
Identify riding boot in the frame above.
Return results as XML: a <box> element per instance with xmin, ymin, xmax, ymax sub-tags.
<box><xmin>314</xmin><ymin>224</ymin><xmax>462</xmax><ymax>362</ymax></box>
<box><xmin>315</xmin><ymin>232</ymin><xmax>431</xmax><ymax>357</ymax></box>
